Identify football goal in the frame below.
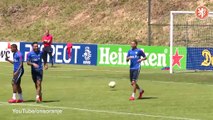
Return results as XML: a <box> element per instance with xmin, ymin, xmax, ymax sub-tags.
<box><xmin>169</xmin><ymin>10</ymin><xmax>213</xmax><ymax>74</ymax></box>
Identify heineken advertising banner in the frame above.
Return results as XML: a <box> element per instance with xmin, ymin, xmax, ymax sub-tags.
<box><xmin>98</xmin><ymin>44</ymin><xmax>186</xmax><ymax>69</ymax></box>
<box><xmin>0</xmin><ymin>41</ymin><xmax>186</xmax><ymax>69</ymax></box>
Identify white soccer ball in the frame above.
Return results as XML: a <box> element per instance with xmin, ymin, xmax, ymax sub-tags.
<box><xmin>108</xmin><ymin>81</ymin><xmax>116</xmax><ymax>88</ymax></box>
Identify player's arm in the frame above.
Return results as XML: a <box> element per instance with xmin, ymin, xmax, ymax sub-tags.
<box><xmin>27</xmin><ymin>53</ymin><xmax>39</xmax><ymax>68</ymax></box>
<box><xmin>126</xmin><ymin>51</ymin><xmax>133</xmax><ymax>62</ymax></box>
<box><xmin>42</xmin><ymin>36</ymin><xmax>49</xmax><ymax>43</ymax></box>
<box><xmin>49</xmin><ymin>36</ymin><xmax>52</xmax><ymax>44</ymax></box>
<box><xmin>43</xmin><ymin>40</ymin><xmax>49</xmax><ymax>43</ymax></box>
<box><xmin>14</xmin><ymin>61</ymin><xmax>23</xmax><ymax>76</ymax></box>
<box><xmin>44</xmin><ymin>39</ymin><xmax>50</xmax><ymax>43</ymax></box>
<box><xmin>27</xmin><ymin>61</ymin><xmax>33</xmax><ymax>66</ymax></box>
<box><xmin>16</xmin><ymin>55</ymin><xmax>23</xmax><ymax>72</ymax></box>
<box><xmin>27</xmin><ymin>61</ymin><xmax>39</xmax><ymax>68</ymax></box>
<box><xmin>138</xmin><ymin>57</ymin><xmax>147</xmax><ymax>61</ymax></box>
<box><xmin>5</xmin><ymin>57</ymin><xmax>14</xmax><ymax>64</ymax></box>
<box><xmin>137</xmin><ymin>50</ymin><xmax>147</xmax><ymax>62</ymax></box>
<box><xmin>126</xmin><ymin>56</ymin><xmax>133</xmax><ymax>62</ymax></box>
<box><xmin>44</xmin><ymin>36</ymin><xmax>52</xmax><ymax>44</ymax></box>
<box><xmin>26</xmin><ymin>53</ymin><xmax>32</xmax><ymax>66</ymax></box>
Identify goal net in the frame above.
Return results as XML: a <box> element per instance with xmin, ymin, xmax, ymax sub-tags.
<box><xmin>169</xmin><ymin>11</ymin><xmax>213</xmax><ymax>74</ymax></box>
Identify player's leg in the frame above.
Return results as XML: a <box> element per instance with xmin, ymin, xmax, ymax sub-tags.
<box><xmin>32</xmin><ymin>71</ymin><xmax>40</xmax><ymax>102</ymax></box>
<box><xmin>33</xmin><ymin>77</ymin><xmax>40</xmax><ymax>102</ymax></box>
<box><xmin>129</xmin><ymin>69</ymin><xmax>136</xmax><ymax>101</ymax></box>
<box><xmin>129</xmin><ymin>69</ymin><xmax>144</xmax><ymax>100</ymax></box>
<box><xmin>32</xmin><ymin>71</ymin><xmax>37</xmax><ymax>89</ymax></box>
<box><xmin>67</xmin><ymin>47</ymin><xmax>71</xmax><ymax>59</ymax></box>
<box><xmin>16</xmin><ymin>70</ymin><xmax>24</xmax><ymax>103</ymax></box>
<box><xmin>35</xmin><ymin>71</ymin><xmax>43</xmax><ymax>103</ymax></box>
<box><xmin>36</xmin><ymin>80</ymin><xmax>42</xmax><ymax>102</ymax></box>
<box><xmin>134</xmin><ymin>69</ymin><xmax>144</xmax><ymax>99</ymax></box>
<box><xmin>8</xmin><ymin>73</ymin><xmax>20</xmax><ymax>103</ymax></box>
<box><xmin>48</xmin><ymin>51</ymin><xmax>53</xmax><ymax>67</ymax></box>
<box><xmin>135</xmin><ymin>69</ymin><xmax>141</xmax><ymax>90</ymax></box>
<box><xmin>8</xmin><ymin>81</ymin><xmax>18</xmax><ymax>103</ymax></box>
<box><xmin>49</xmin><ymin>46</ymin><xmax>54</xmax><ymax>67</ymax></box>
<box><xmin>131</xmin><ymin>80</ymin><xmax>137</xmax><ymax>98</ymax></box>
<box><xmin>42</xmin><ymin>47</ymin><xmax>48</xmax><ymax>69</ymax></box>
<box><xmin>16</xmin><ymin>81</ymin><xmax>24</xmax><ymax>103</ymax></box>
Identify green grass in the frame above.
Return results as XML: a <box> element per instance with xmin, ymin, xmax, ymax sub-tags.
<box><xmin>0</xmin><ymin>62</ymin><xmax>213</xmax><ymax>120</ymax></box>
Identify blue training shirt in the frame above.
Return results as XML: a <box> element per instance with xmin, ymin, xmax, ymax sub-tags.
<box><xmin>13</xmin><ymin>51</ymin><xmax>24</xmax><ymax>72</ymax></box>
<box><xmin>127</xmin><ymin>48</ymin><xmax>146</xmax><ymax>70</ymax></box>
<box><xmin>27</xmin><ymin>51</ymin><xmax>43</xmax><ymax>72</ymax></box>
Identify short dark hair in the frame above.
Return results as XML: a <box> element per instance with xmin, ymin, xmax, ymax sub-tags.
<box><xmin>11</xmin><ymin>44</ymin><xmax>17</xmax><ymax>49</ymax></box>
<box><xmin>31</xmin><ymin>42</ymin><xmax>38</xmax><ymax>46</ymax></box>
<box><xmin>132</xmin><ymin>40</ymin><xmax>138</xmax><ymax>45</ymax></box>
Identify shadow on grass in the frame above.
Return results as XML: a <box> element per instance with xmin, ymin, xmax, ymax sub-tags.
<box><xmin>50</xmin><ymin>65</ymin><xmax>58</xmax><ymax>68</ymax></box>
<box><xmin>24</xmin><ymin>100</ymin><xmax>60</xmax><ymax>103</ymax></box>
<box><xmin>109</xmin><ymin>89</ymin><xmax>117</xmax><ymax>91</ymax></box>
<box><xmin>138</xmin><ymin>96</ymin><xmax>158</xmax><ymax>100</ymax></box>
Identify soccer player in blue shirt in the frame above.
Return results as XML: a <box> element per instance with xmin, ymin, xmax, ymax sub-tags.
<box><xmin>6</xmin><ymin>44</ymin><xmax>24</xmax><ymax>103</ymax></box>
<box><xmin>27</xmin><ymin>42</ymin><xmax>43</xmax><ymax>103</ymax></box>
<box><xmin>126</xmin><ymin>40</ymin><xmax>147</xmax><ymax>101</ymax></box>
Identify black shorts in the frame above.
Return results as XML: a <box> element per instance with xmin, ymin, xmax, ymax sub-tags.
<box><xmin>43</xmin><ymin>46</ymin><xmax>52</xmax><ymax>53</ymax></box>
<box><xmin>12</xmin><ymin>68</ymin><xmax>24</xmax><ymax>85</ymax></box>
<box><xmin>130</xmin><ymin>69</ymin><xmax>140</xmax><ymax>82</ymax></box>
<box><xmin>31</xmin><ymin>70</ymin><xmax>43</xmax><ymax>83</ymax></box>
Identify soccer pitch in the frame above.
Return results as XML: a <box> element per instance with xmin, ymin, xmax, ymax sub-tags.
<box><xmin>0</xmin><ymin>62</ymin><xmax>213</xmax><ymax>120</ymax></box>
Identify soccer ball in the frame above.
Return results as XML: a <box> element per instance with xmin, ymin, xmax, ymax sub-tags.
<box><xmin>108</xmin><ymin>81</ymin><xmax>116</xmax><ymax>88</ymax></box>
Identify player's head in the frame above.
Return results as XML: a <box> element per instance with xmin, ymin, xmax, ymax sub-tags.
<box><xmin>45</xmin><ymin>29</ymin><xmax>49</xmax><ymax>36</ymax></box>
<box><xmin>11</xmin><ymin>44</ymin><xmax>18</xmax><ymax>53</ymax></box>
<box><xmin>131</xmin><ymin>40</ymin><xmax>138</xmax><ymax>49</ymax></box>
<box><xmin>31</xmin><ymin>42</ymin><xmax>39</xmax><ymax>52</ymax></box>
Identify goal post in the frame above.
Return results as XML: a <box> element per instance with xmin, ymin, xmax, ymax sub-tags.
<box><xmin>169</xmin><ymin>10</ymin><xmax>213</xmax><ymax>74</ymax></box>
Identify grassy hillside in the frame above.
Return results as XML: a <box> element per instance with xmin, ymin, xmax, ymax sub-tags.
<box><xmin>0</xmin><ymin>0</ymin><xmax>212</xmax><ymax>45</ymax></box>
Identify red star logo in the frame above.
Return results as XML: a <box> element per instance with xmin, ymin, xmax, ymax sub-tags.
<box><xmin>172</xmin><ymin>49</ymin><xmax>183</xmax><ymax>67</ymax></box>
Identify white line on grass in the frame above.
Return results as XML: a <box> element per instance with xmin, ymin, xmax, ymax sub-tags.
<box><xmin>0</xmin><ymin>72</ymin><xmax>212</xmax><ymax>87</ymax></box>
<box><xmin>0</xmin><ymin>65</ymin><xmax>163</xmax><ymax>73</ymax></box>
<box><xmin>49</xmin><ymin>68</ymin><xmax>128</xmax><ymax>73</ymax></box>
<box><xmin>0</xmin><ymin>66</ymin><xmax>128</xmax><ymax>73</ymax></box>
<box><xmin>0</xmin><ymin>102</ymin><xmax>199</xmax><ymax>120</ymax></box>
<box><xmin>1</xmin><ymin>64</ymin><xmax>212</xmax><ymax>75</ymax></box>
<box><xmin>149</xmin><ymin>80</ymin><xmax>213</xmax><ymax>87</ymax></box>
